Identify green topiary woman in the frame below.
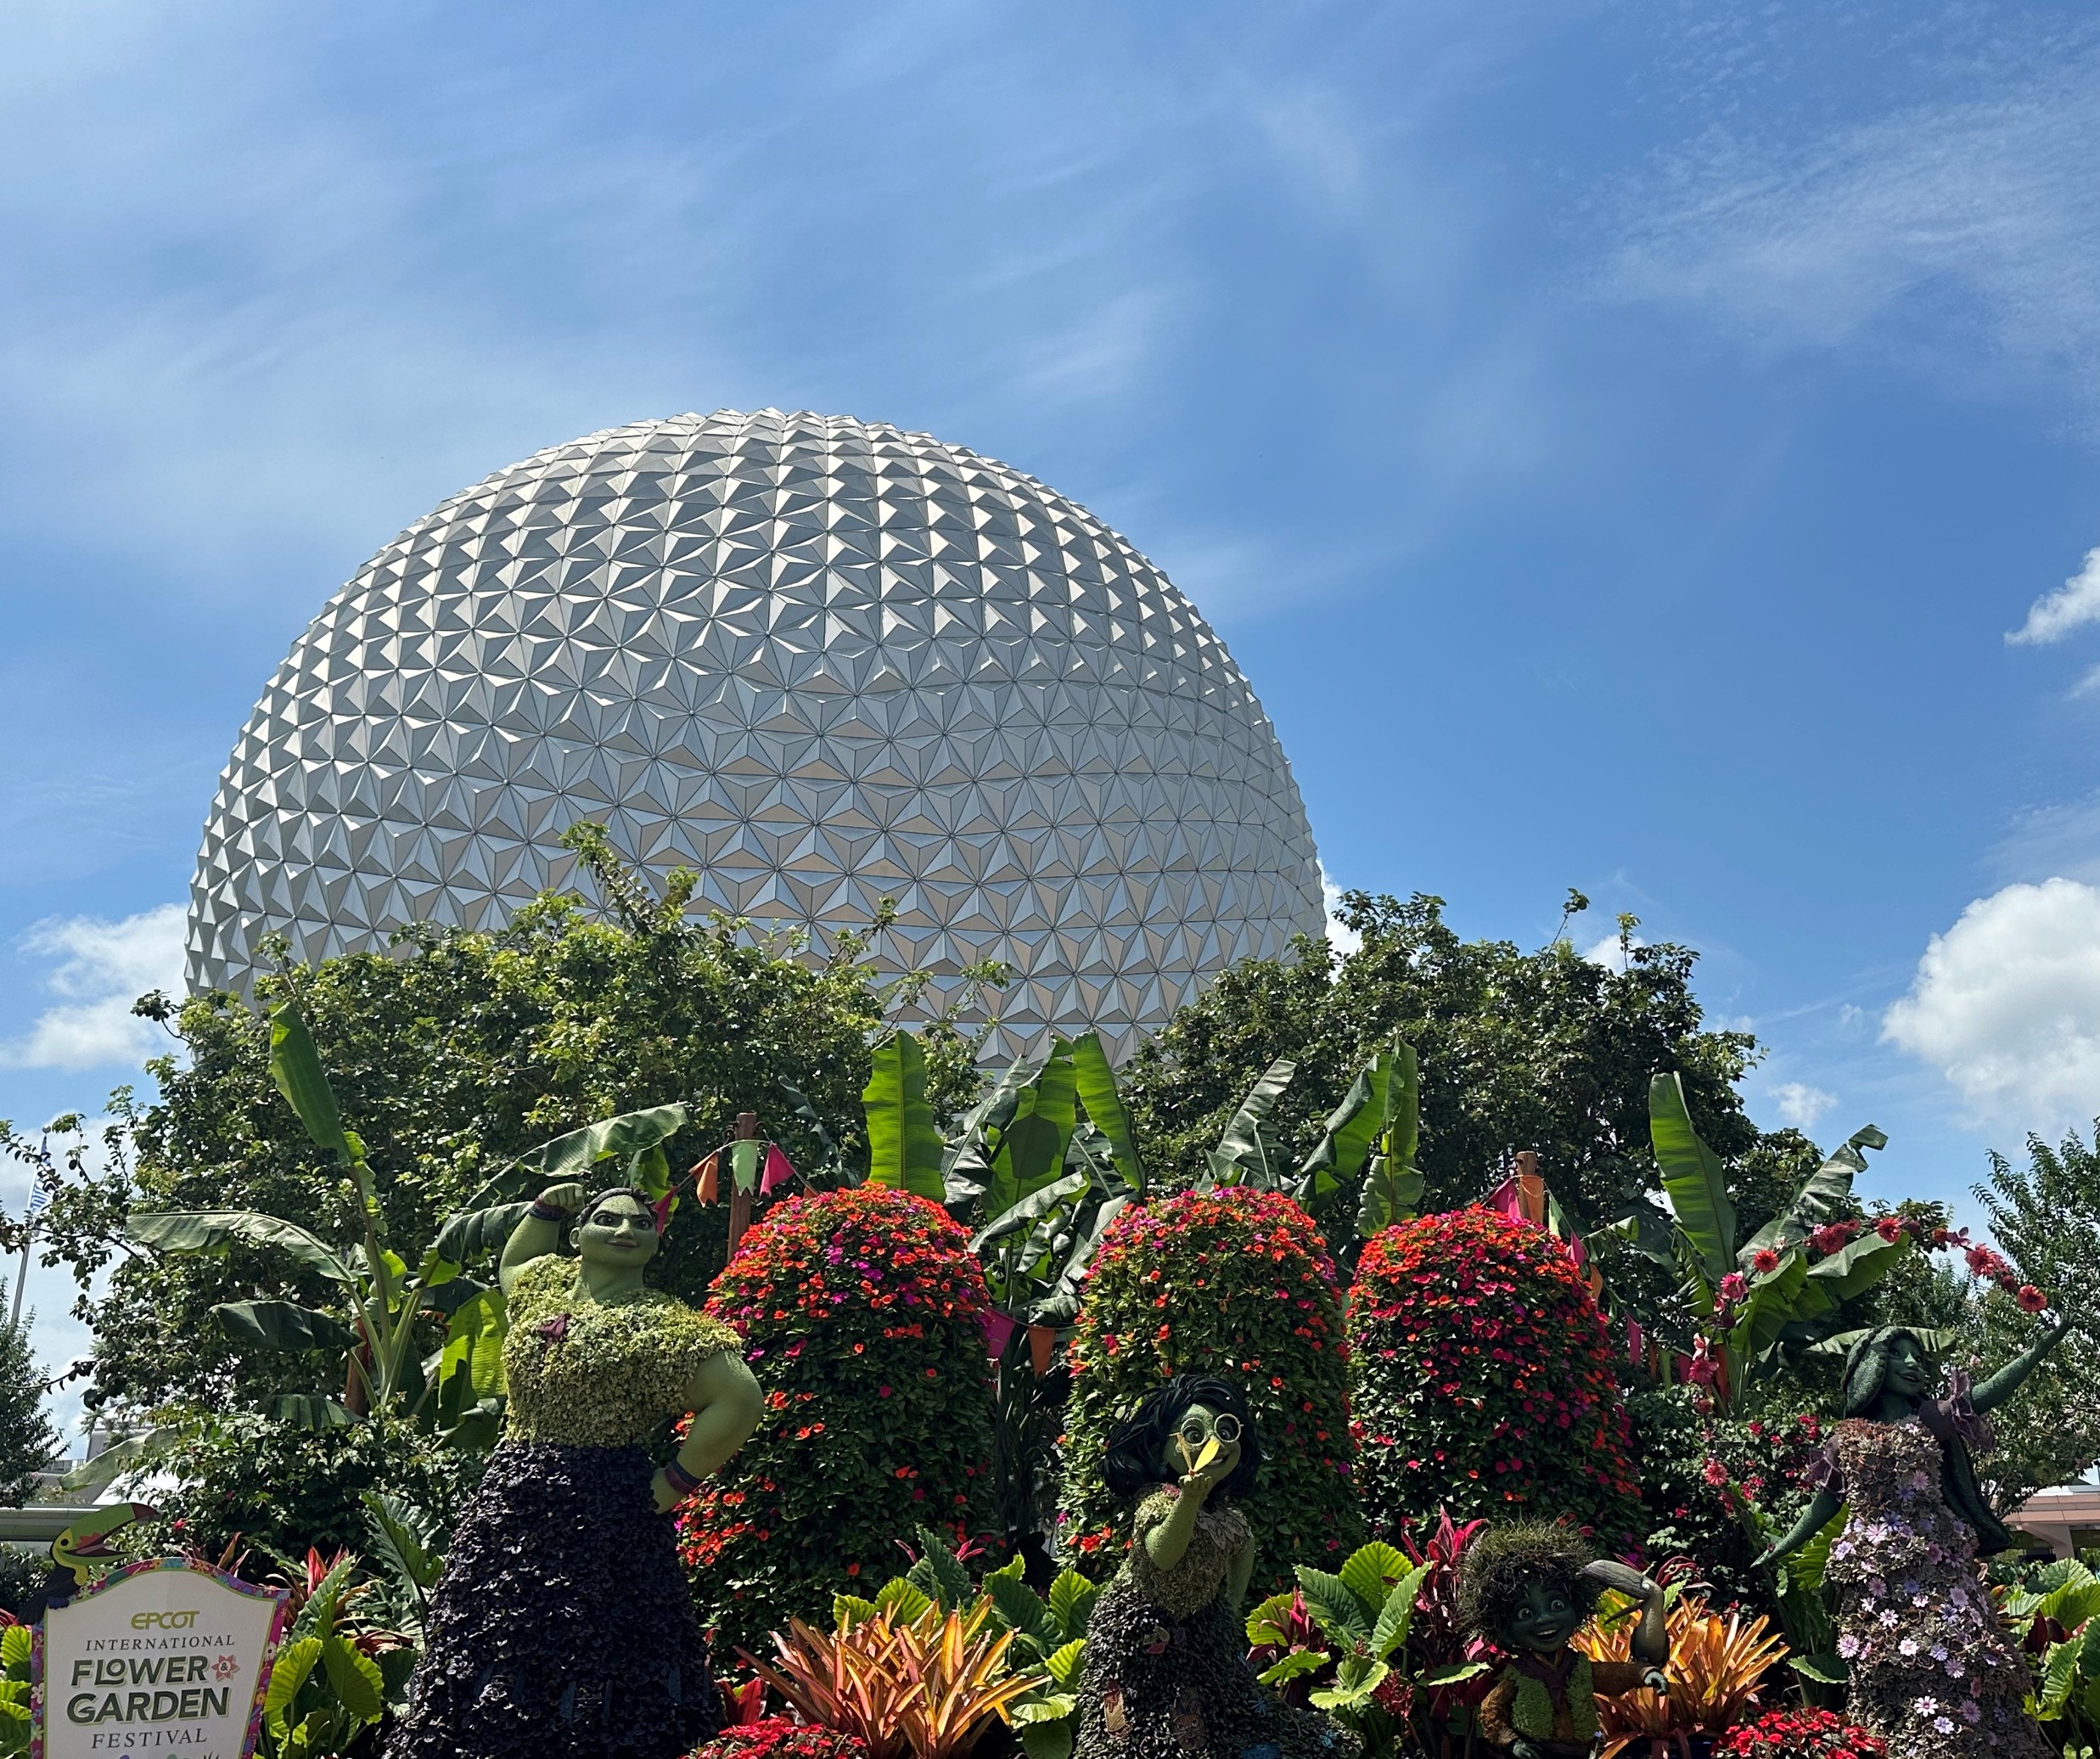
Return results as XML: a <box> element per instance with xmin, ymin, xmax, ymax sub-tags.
<box><xmin>389</xmin><ymin>1183</ymin><xmax>763</xmax><ymax>1759</ymax></box>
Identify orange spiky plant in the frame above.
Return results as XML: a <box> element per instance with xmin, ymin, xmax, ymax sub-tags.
<box><xmin>743</xmin><ymin>1602</ymin><xmax>1044</xmax><ymax>1759</ymax></box>
<box><xmin>1575</xmin><ymin>1592</ymin><xmax>1789</xmax><ymax>1754</ymax></box>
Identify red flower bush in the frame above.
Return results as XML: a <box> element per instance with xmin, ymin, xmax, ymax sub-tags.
<box><xmin>679</xmin><ymin>1187</ymin><xmax>997</xmax><ymax>1656</ymax></box>
<box><xmin>1349</xmin><ymin>1206</ymin><xmax>1642</xmax><ymax>1548</ymax></box>
<box><xmin>1713</xmin><ymin>1706</ymin><xmax>1886</xmax><ymax>1756</ymax></box>
<box><xmin>1056</xmin><ymin>1188</ymin><xmax>1364</xmax><ymax>1590</ymax></box>
<box><xmin>690</xmin><ymin>1718</ymin><xmax>870</xmax><ymax>1759</ymax></box>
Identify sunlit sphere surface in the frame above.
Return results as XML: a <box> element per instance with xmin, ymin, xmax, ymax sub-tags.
<box><xmin>185</xmin><ymin>410</ymin><xmax>1323</xmax><ymax>1054</ymax></box>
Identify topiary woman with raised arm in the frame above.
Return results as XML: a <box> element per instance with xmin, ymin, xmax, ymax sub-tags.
<box><xmin>390</xmin><ymin>1182</ymin><xmax>764</xmax><ymax>1759</ymax></box>
<box><xmin>1757</xmin><ymin>1318</ymin><xmax>2070</xmax><ymax>1756</ymax></box>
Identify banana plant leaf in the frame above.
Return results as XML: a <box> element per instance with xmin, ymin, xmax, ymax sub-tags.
<box><xmin>1802</xmin><ymin>1325</ymin><xmax>1958</xmax><ymax>1357</ymax></box>
<box><xmin>269</xmin><ymin>1394</ymin><xmax>355</xmax><ymax>1430</ymax></box>
<box><xmin>1030</xmin><ymin>1195</ymin><xmax>1128</xmax><ymax>1326</ymax></box>
<box><xmin>126</xmin><ymin>1210</ymin><xmax>357</xmax><ymax>1284</ymax></box>
<box><xmin>972</xmin><ymin>1172</ymin><xmax>1091</xmax><ymax>1254</ymax></box>
<box><xmin>1648</xmin><ymin>1072</ymin><xmax>1736</xmax><ymax>1290</ymax></box>
<box><xmin>432</xmin><ymin>1200</ymin><xmax>532</xmax><ymax>1268</ymax></box>
<box><xmin>212</xmin><ymin>1299</ymin><xmax>358</xmax><ymax>1356</ymax></box>
<box><xmin>986</xmin><ymin>1043</ymin><xmax>1078</xmax><ymax>1213</ymax></box>
<box><xmin>269</xmin><ymin>1003</ymin><xmax>354</xmax><ymax>1166</ymax></box>
<box><xmin>1805</xmin><ymin>1230</ymin><xmax>1907</xmax><ymax>1300</ymax></box>
<box><xmin>941</xmin><ymin>1057</ymin><xmax>1037</xmax><ymax>1207</ymax></box>
<box><xmin>864</xmin><ymin>1031</ymin><xmax>944</xmax><ymax>1199</ymax></box>
<box><xmin>1207</xmin><ymin>1058</ymin><xmax>1296</xmax><ymax>1188</ymax></box>
<box><xmin>1068</xmin><ymin>1032</ymin><xmax>1143</xmax><ymax>1195</ymax></box>
<box><xmin>458</xmin><ymin>1104</ymin><xmax>693</xmax><ymax>1210</ymax></box>
<box><xmin>1738</xmin><ymin>1125</ymin><xmax>1888</xmax><ymax>1263</ymax></box>
<box><xmin>436</xmin><ymin>1285</ymin><xmax>508</xmax><ymax>1410</ymax></box>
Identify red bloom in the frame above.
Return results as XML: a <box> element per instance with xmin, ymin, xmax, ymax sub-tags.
<box><xmin>1874</xmin><ymin>1217</ymin><xmax>1904</xmax><ymax>1244</ymax></box>
<box><xmin>1750</xmin><ymin>1248</ymin><xmax>1781</xmax><ymax>1273</ymax></box>
<box><xmin>2017</xmin><ymin>1284</ymin><xmax>2048</xmax><ymax>1313</ymax></box>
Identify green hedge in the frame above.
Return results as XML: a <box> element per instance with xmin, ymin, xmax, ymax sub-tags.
<box><xmin>678</xmin><ymin>1187</ymin><xmax>998</xmax><ymax>1657</ymax></box>
<box><xmin>1055</xmin><ymin>1188</ymin><xmax>1363</xmax><ymax>1591</ymax></box>
<box><xmin>1350</xmin><ymin>1206</ymin><xmax>1641</xmax><ymax>1548</ymax></box>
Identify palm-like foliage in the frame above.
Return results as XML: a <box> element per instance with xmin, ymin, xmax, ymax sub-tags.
<box><xmin>744</xmin><ymin>1601</ymin><xmax>1042</xmax><ymax>1759</ymax></box>
<box><xmin>1576</xmin><ymin>1592</ymin><xmax>1788</xmax><ymax>1750</ymax></box>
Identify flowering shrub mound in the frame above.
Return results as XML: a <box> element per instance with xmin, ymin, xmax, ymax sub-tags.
<box><xmin>1713</xmin><ymin>1707</ymin><xmax>1887</xmax><ymax>1756</ymax></box>
<box><xmin>1056</xmin><ymin>1188</ymin><xmax>1363</xmax><ymax>1589</ymax></box>
<box><xmin>1350</xmin><ymin>1206</ymin><xmax>1642</xmax><ymax>1547</ymax></box>
<box><xmin>690</xmin><ymin>1720</ymin><xmax>870</xmax><ymax>1759</ymax></box>
<box><xmin>679</xmin><ymin>1188</ymin><xmax>997</xmax><ymax>1657</ymax></box>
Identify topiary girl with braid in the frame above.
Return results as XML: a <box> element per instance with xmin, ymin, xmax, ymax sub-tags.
<box><xmin>389</xmin><ymin>1182</ymin><xmax>763</xmax><ymax>1759</ymax></box>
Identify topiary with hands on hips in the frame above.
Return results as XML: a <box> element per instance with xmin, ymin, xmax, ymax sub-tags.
<box><xmin>1350</xmin><ymin>1205</ymin><xmax>1642</xmax><ymax>1552</ymax></box>
<box><xmin>678</xmin><ymin>1185</ymin><xmax>998</xmax><ymax>1659</ymax></box>
<box><xmin>1055</xmin><ymin>1187</ymin><xmax>1362</xmax><ymax>1591</ymax></box>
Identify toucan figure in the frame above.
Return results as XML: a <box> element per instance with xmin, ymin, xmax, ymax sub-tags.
<box><xmin>42</xmin><ymin>1503</ymin><xmax>157</xmax><ymax>1610</ymax></box>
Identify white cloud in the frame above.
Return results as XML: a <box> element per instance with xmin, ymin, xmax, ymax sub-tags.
<box><xmin>2</xmin><ymin>904</ymin><xmax>186</xmax><ymax>1071</ymax></box>
<box><xmin>1320</xmin><ymin>863</ymin><xmax>1362</xmax><ymax>958</ymax></box>
<box><xmin>2008</xmin><ymin>547</ymin><xmax>2100</xmax><ymax>646</ymax></box>
<box><xmin>1581</xmin><ymin>930</ymin><xmax>1645</xmax><ymax>968</ymax></box>
<box><xmin>1768</xmin><ymin>1082</ymin><xmax>1837</xmax><ymax>1131</ymax></box>
<box><xmin>1600</xmin><ymin>38</ymin><xmax>2100</xmax><ymax>412</ymax></box>
<box><xmin>1883</xmin><ymin>878</ymin><xmax>2100</xmax><ymax>1128</ymax></box>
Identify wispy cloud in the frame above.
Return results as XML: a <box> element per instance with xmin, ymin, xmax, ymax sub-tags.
<box><xmin>2009</xmin><ymin>547</ymin><xmax>2100</xmax><ymax>646</ymax></box>
<box><xmin>2</xmin><ymin>905</ymin><xmax>186</xmax><ymax>1071</ymax></box>
<box><xmin>1599</xmin><ymin>32</ymin><xmax>2100</xmax><ymax>412</ymax></box>
<box><xmin>1320</xmin><ymin>863</ymin><xmax>1362</xmax><ymax>958</ymax></box>
<box><xmin>1768</xmin><ymin>1081</ymin><xmax>1837</xmax><ymax>1132</ymax></box>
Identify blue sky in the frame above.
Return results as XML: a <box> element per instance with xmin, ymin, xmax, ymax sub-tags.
<box><xmin>6</xmin><ymin>0</ymin><xmax>2100</xmax><ymax>1436</ymax></box>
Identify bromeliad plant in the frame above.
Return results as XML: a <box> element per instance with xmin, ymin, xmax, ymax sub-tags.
<box><xmin>1575</xmin><ymin>1589</ymin><xmax>1789</xmax><ymax>1756</ymax></box>
<box><xmin>123</xmin><ymin>998</ymin><xmax>688</xmax><ymax>1439</ymax></box>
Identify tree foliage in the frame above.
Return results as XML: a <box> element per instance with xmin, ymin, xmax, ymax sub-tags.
<box><xmin>1117</xmin><ymin>892</ymin><xmax>1768</xmax><ymax>1230</ymax></box>
<box><xmin>0</xmin><ymin>1321</ymin><xmax>59</xmax><ymax>1507</ymax></box>
<box><xmin>47</xmin><ymin>885</ymin><xmax>907</xmax><ymax>1416</ymax></box>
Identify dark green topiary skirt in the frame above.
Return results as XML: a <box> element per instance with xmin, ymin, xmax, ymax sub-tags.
<box><xmin>389</xmin><ymin>1441</ymin><xmax>718</xmax><ymax>1759</ymax></box>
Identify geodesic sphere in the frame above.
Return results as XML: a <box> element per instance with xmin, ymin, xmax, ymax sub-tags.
<box><xmin>184</xmin><ymin>410</ymin><xmax>1323</xmax><ymax>1056</ymax></box>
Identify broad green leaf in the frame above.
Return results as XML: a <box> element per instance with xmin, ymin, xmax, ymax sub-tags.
<box><xmin>1256</xmin><ymin>1650</ymin><xmax>1331</xmax><ymax>1687</ymax></box>
<box><xmin>1245</xmin><ymin>1592</ymin><xmax>1299</xmax><ymax>1649</ymax></box>
<box><xmin>834</xmin><ymin>1593</ymin><xmax>880</xmax><ymax>1631</ymax></box>
<box><xmin>908</xmin><ymin>1526</ymin><xmax>972</xmax><ymax>1610</ymax></box>
<box><xmin>986</xmin><ymin>1572</ymin><xmax>1058</xmax><ymax>1649</ymax></box>
<box><xmin>1068</xmin><ymin>1033</ymin><xmax>1143</xmax><ymax>1195</ymax></box>
<box><xmin>1018</xmin><ymin>1721</ymin><xmax>1075</xmax><ymax>1759</ymax></box>
<box><xmin>462</xmin><ymin>1104</ymin><xmax>693</xmax><ymax>1209</ymax></box>
<box><xmin>265</xmin><ymin>1636</ymin><xmax>323</xmax><ymax>1738</ymax></box>
<box><xmin>1731</xmin><ymin>1253</ymin><xmax>1809</xmax><ymax>1358</ymax></box>
<box><xmin>126</xmin><ymin>1210</ymin><xmax>355</xmax><ymax>1284</ymax></box>
<box><xmin>1368</xmin><ymin>1564</ymin><xmax>1432</xmax><ymax>1661</ymax></box>
<box><xmin>992</xmin><ymin>1044</ymin><xmax>1077</xmax><ymax>1206</ymax></box>
<box><xmin>1294</xmin><ymin>1566</ymin><xmax>1369</xmax><ymax>1649</ymax></box>
<box><xmin>362</xmin><ymin>1492</ymin><xmax>441</xmax><ymax>1598</ymax></box>
<box><xmin>1210</xmin><ymin>1059</ymin><xmax>1296</xmax><ymax>1189</ymax></box>
<box><xmin>941</xmin><ymin>1057</ymin><xmax>1036</xmax><ymax>1205</ymax></box>
<box><xmin>295</xmin><ymin>1553</ymin><xmax>361</xmax><ymax>1640</ymax></box>
<box><xmin>1352</xmin><ymin>1042</ymin><xmax>1422</xmax><ymax>1237</ymax></box>
<box><xmin>0</xmin><ymin>1628</ymin><xmax>26</xmax><ymax>1678</ymax></box>
<box><xmin>1805</xmin><ymin>1229</ymin><xmax>1906</xmax><ymax>1301</ymax></box>
<box><xmin>438</xmin><ymin>1286</ymin><xmax>508</xmax><ymax>1405</ymax></box>
<box><xmin>1739</xmin><ymin>1125</ymin><xmax>1887</xmax><ymax>1262</ymax></box>
<box><xmin>2041</xmin><ymin>1640</ymin><xmax>2079</xmax><ymax>1717</ymax></box>
<box><xmin>211</xmin><ymin>1299</ymin><xmax>357</xmax><ymax>1356</ymax></box>
<box><xmin>1420</xmin><ymin>1661</ymin><xmax>1491</xmax><ymax>1688</ymax></box>
<box><xmin>434</xmin><ymin>1200</ymin><xmax>533</xmax><ymax>1267</ymax></box>
<box><xmin>1788</xmin><ymin>1654</ymin><xmax>1848</xmax><ymax>1685</ymax></box>
<box><xmin>1803</xmin><ymin>1325</ymin><xmax>1957</xmax><ymax>1358</ymax></box>
<box><xmin>1337</xmin><ymin>1541</ymin><xmax>1410</xmax><ymax>1619</ymax></box>
<box><xmin>1356</xmin><ymin>1158</ymin><xmax>1423</xmax><ymax>1240</ymax></box>
<box><xmin>269</xmin><ymin>1003</ymin><xmax>352</xmax><ymax>1164</ymax></box>
<box><xmin>1310</xmin><ymin>1655</ymin><xmax>1388</xmax><ymax>1711</ymax></box>
<box><xmin>1010</xmin><ymin>1694</ymin><xmax>1080</xmax><ymax>1725</ymax></box>
<box><xmin>1296</xmin><ymin>1065</ymin><xmax>1376</xmax><ymax>1211</ymax></box>
<box><xmin>1029</xmin><ymin>1195</ymin><xmax>1126</xmax><ymax>1328</ymax></box>
<box><xmin>1783</xmin><ymin>1505</ymin><xmax>1848</xmax><ymax>1598</ymax></box>
<box><xmin>321</xmin><ymin>1633</ymin><xmax>384</xmax><ymax>1723</ymax></box>
<box><xmin>267</xmin><ymin>1394</ymin><xmax>354</xmax><ymax>1430</ymax></box>
<box><xmin>1649</xmin><ymin>1071</ymin><xmax>1736</xmax><ymax>1287</ymax></box>
<box><xmin>864</xmin><ymin>1032</ymin><xmax>943</xmax><ymax>1199</ymax></box>
<box><xmin>972</xmin><ymin>1172</ymin><xmax>1089</xmax><ymax>1253</ymax></box>
<box><xmin>1048</xmin><ymin>1569</ymin><xmax>1100</xmax><ymax>1640</ymax></box>
<box><xmin>1046</xmin><ymin>1638</ymin><xmax>1087</xmax><ymax>1686</ymax></box>
<box><xmin>873</xmin><ymin>1576</ymin><xmax>935</xmax><ymax>1627</ymax></box>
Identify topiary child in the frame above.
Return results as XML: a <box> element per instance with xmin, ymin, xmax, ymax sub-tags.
<box><xmin>1057</xmin><ymin>1188</ymin><xmax>1363</xmax><ymax>1591</ymax></box>
<box><xmin>678</xmin><ymin>1186</ymin><xmax>999</xmax><ymax>1660</ymax></box>
<box><xmin>1349</xmin><ymin>1206</ymin><xmax>1642</xmax><ymax>1551</ymax></box>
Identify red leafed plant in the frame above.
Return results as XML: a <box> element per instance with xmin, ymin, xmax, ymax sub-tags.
<box><xmin>1712</xmin><ymin>1706</ymin><xmax>1888</xmax><ymax>1756</ymax></box>
<box><xmin>688</xmin><ymin>1717</ymin><xmax>871</xmax><ymax>1759</ymax></box>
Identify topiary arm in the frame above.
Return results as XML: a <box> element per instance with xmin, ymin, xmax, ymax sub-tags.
<box><xmin>1755</xmin><ymin>1488</ymin><xmax>1840</xmax><ymax>1567</ymax></box>
<box><xmin>1224</xmin><ymin>1524</ymin><xmax>1256</xmax><ymax>1613</ymax></box>
<box><xmin>653</xmin><ymin>1349</ymin><xmax>763</xmax><ymax>1513</ymax></box>
<box><xmin>1971</xmin><ymin>1312</ymin><xmax>2072</xmax><ymax>1413</ymax></box>
<box><xmin>500</xmin><ymin>1182</ymin><xmax>584</xmax><ymax>1296</ymax></box>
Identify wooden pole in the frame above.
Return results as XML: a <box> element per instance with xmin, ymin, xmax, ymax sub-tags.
<box><xmin>727</xmin><ymin>1110</ymin><xmax>758</xmax><ymax>1258</ymax></box>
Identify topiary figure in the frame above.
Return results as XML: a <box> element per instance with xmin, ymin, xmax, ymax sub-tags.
<box><xmin>679</xmin><ymin>1186</ymin><xmax>998</xmax><ymax>1657</ymax></box>
<box><xmin>1057</xmin><ymin>1188</ymin><xmax>1362</xmax><ymax>1590</ymax></box>
<box><xmin>1350</xmin><ymin>1207</ymin><xmax>1642</xmax><ymax>1550</ymax></box>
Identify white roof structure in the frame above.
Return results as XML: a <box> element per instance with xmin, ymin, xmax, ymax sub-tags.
<box><xmin>185</xmin><ymin>410</ymin><xmax>1323</xmax><ymax>1057</ymax></box>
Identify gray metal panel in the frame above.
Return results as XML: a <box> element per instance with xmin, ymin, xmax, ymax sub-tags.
<box><xmin>185</xmin><ymin>411</ymin><xmax>1323</xmax><ymax>1059</ymax></box>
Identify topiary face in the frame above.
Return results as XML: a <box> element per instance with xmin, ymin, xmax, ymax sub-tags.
<box><xmin>1454</xmin><ymin>1521</ymin><xmax>1597</xmax><ymax>1653</ymax></box>
<box><xmin>577</xmin><ymin>1191</ymin><xmax>661</xmax><ymax>1273</ymax></box>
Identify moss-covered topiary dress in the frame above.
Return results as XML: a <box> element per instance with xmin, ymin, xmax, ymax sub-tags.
<box><xmin>1076</xmin><ymin>1486</ymin><xmax>1353</xmax><ymax>1759</ymax></box>
<box><xmin>390</xmin><ymin>1256</ymin><xmax>744</xmax><ymax>1759</ymax></box>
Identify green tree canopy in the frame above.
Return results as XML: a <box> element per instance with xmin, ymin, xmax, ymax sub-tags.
<box><xmin>1119</xmin><ymin>891</ymin><xmax>1776</xmax><ymax>1229</ymax></box>
<box><xmin>43</xmin><ymin>887</ymin><xmax>912</xmax><ymax>1418</ymax></box>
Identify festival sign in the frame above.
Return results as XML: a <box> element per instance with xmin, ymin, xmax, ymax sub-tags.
<box><xmin>33</xmin><ymin>1559</ymin><xmax>288</xmax><ymax>1759</ymax></box>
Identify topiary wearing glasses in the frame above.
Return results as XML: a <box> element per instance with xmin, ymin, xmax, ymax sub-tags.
<box><xmin>1075</xmin><ymin>1373</ymin><xmax>1356</xmax><ymax>1759</ymax></box>
<box><xmin>388</xmin><ymin>1182</ymin><xmax>764</xmax><ymax>1759</ymax></box>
